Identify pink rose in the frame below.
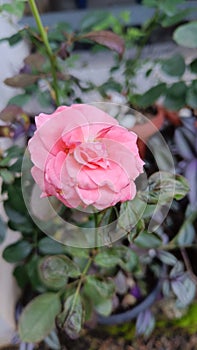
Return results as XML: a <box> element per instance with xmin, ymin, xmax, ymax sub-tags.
<box><xmin>28</xmin><ymin>104</ymin><xmax>144</xmax><ymax>210</ymax></box>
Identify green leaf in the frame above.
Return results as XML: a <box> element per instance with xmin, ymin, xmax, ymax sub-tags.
<box><xmin>95</xmin><ymin>298</ymin><xmax>113</xmax><ymax>316</ymax></box>
<box><xmin>4</xmin><ymin>201</ymin><xmax>27</xmax><ymax>224</ymax></box>
<box><xmin>0</xmin><ymin>169</ymin><xmax>14</xmax><ymax>184</ymax></box>
<box><xmin>13</xmin><ymin>265</ymin><xmax>29</xmax><ymax>289</ymax></box>
<box><xmin>177</xmin><ymin>222</ymin><xmax>195</xmax><ymax>247</ymax></box>
<box><xmin>85</xmin><ymin>276</ymin><xmax>115</xmax><ymax>299</ymax></box>
<box><xmin>8</xmin><ymin>94</ymin><xmax>31</xmax><ymax>107</ymax></box>
<box><xmin>39</xmin><ymin>256</ymin><xmax>68</xmax><ymax>290</ymax></box>
<box><xmin>38</xmin><ymin>237</ymin><xmax>65</xmax><ymax>255</ymax></box>
<box><xmin>134</xmin><ymin>231</ymin><xmax>162</xmax><ymax>248</ymax></box>
<box><xmin>161</xmin><ymin>54</ymin><xmax>185</xmax><ymax>77</ymax></box>
<box><xmin>95</xmin><ymin>246</ymin><xmax>138</xmax><ymax>272</ymax></box>
<box><xmin>57</xmin><ymin>294</ymin><xmax>83</xmax><ymax>339</ymax></box>
<box><xmin>158</xmin><ymin>0</ymin><xmax>185</xmax><ymax>16</ymax></box>
<box><xmin>80</xmin><ymin>11</ymin><xmax>110</xmax><ymax>32</ymax></box>
<box><xmin>142</xmin><ymin>0</ymin><xmax>157</xmax><ymax>7</ymax></box>
<box><xmin>39</xmin><ymin>255</ymin><xmax>80</xmax><ymax>290</ymax></box>
<box><xmin>5</xmin><ymin>145</ymin><xmax>24</xmax><ymax>159</ymax></box>
<box><xmin>161</xmin><ymin>9</ymin><xmax>193</xmax><ymax>27</ymax></box>
<box><xmin>186</xmin><ymin>81</ymin><xmax>197</xmax><ymax>109</ymax></box>
<box><xmin>3</xmin><ymin>240</ymin><xmax>32</xmax><ymax>263</ymax></box>
<box><xmin>118</xmin><ymin>196</ymin><xmax>146</xmax><ymax>237</ymax></box>
<box><xmin>173</xmin><ymin>211</ymin><xmax>197</xmax><ymax>247</ymax></box>
<box><xmin>0</xmin><ymin>216</ymin><xmax>6</xmax><ymax>243</ymax></box>
<box><xmin>7</xmin><ymin>181</ymin><xmax>26</xmax><ymax>213</ymax></box>
<box><xmin>94</xmin><ymin>250</ymin><xmax>121</xmax><ymax>268</ymax></box>
<box><xmin>26</xmin><ymin>255</ymin><xmax>46</xmax><ymax>293</ymax></box>
<box><xmin>19</xmin><ymin>293</ymin><xmax>61</xmax><ymax>342</ymax></box>
<box><xmin>0</xmin><ymin>2</ymin><xmax>25</xmax><ymax>18</ymax></box>
<box><xmin>119</xmin><ymin>249</ymin><xmax>138</xmax><ymax>272</ymax></box>
<box><xmin>8</xmin><ymin>220</ymin><xmax>34</xmax><ymax>235</ymax></box>
<box><xmin>141</xmin><ymin>172</ymin><xmax>189</xmax><ymax>205</ymax></box>
<box><xmin>135</xmin><ymin>83</ymin><xmax>166</xmax><ymax>108</ymax></box>
<box><xmin>190</xmin><ymin>58</ymin><xmax>197</xmax><ymax>74</ymax></box>
<box><xmin>64</xmin><ymin>246</ymin><xmax>90</xmax><ymax>259</ymax></box>
<box><xmin>98</xmin><ymin>78</ymin><xmax>122</xmax><ymax>96</ymax></box>
<box><xmin>173</xmin><ymin>21</ymin><xmax>197</xmax><ymax>48</ymax></box>
<box><xmin>164</xmin><ymin>81</ymin><xmax>187</xmax><ymax>110</ymax></box>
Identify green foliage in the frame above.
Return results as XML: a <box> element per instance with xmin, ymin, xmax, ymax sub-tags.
<box><xmin>57</xmin><ymin>294</ymin><xmax>83</xmax><ymax>339</ymax></box>
<box><xmin>0</xmin><ymin>0</ymin><xmax>196</xmax><ymax>344</ymax></box>
<box><xmin>0</xmin><ymin>216</ymin><xmax>6</xmax><ymax>243</ymax></box>
<box><xmin>161</xmin><ymin>8</ymin><xmax>193</xmax><ymax>27</ymax></box>
<box><xmin>19</xmin><ymin>293</ymin><xmax>61</xmax><ymax>342</ymax></box>
<box><xmin>38</xmin><ymin>237</ymin><xmax>66</xmax><ymax>255</ymax></box>
<box><xmin>39</xmin><ymin>255</ymin><xmax>80</xmax><ymax>290</ymax></box>
<box><xmin>134</xmin><ymin>231</ymin><xmax>162</xmax><ymax>248</ymax></box>
<box><xmin>143</xmin><ymin>0</ymin><xmax>185</xmax><ymax>16</ymax></box>
<box><xmin>0</xmin><ymin>0</ymin><xmax>25</xmax><ymax>18</ymax></box>
<box><xmin>173</xmin><ymin>21</ymin><xmax>197</xmax><ymax>48</ymax></box>
<box><xmin>176</xmin><ymin>302</ymin><xmax>197</xmax><ymax>332</ymax></box>
<box><xmin>3</xmin><ymin>240</ymin><xmax>32</xmax><ymax>263</ymax></box>
<box><xmin>172</xmin><ymin>211</ymin><xmax>197</xmax><ymax>246</ymax></box>
<box><xmin>164</xmin><ymin>81</ymin><xmax>187</xmax><ymax>110</ymax></box>
<box><xmin>94</xmin><ymin>246</ymin><xmax>138</xmax><ymax>271</ymax></box>
<box><xmin>190</xmin><ymin>58</ymin><xmax>197</xmax><ymax>74</ymax></box>
<box><xmin>139</xmin><ymin>172</ymin><xmax>189</xmax><ymax>205</ymax></box>
<box><xmin>118</xmin><ymin>195</ymin><xmax>147</xmax><ymax>237</ymax></box>
<box><xmin>134</xmin><ymin>83</ymin><xmax>166</xmax><ymax>108</ymax></box>
<box><xmin>186</xmin><ymin>80</ymin><xmax>197</xmax><ymax>109</ymax></box>
<box><xmin>0</xmin><ymin>169</ymin><xmax>14</xmax><ymax>184</ymax></box>
<box><xmin>83</xmin><ymin>276</ymin><xmax>114</xmax><ymax>316</ymax></box>
<box><xmin>161</xmin><ymin>54</ymin><xmax>185</xmax><ymax>77</ymax></box>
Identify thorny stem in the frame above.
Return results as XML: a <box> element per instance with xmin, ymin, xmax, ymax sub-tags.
<box><xmin>70</xmin><ymin>257</ymin><xmax>92</xmax><ymax>313</ymax></box>
<box><xmin>28</xmin><ymin>0</ymin><xmax>60</xmax><ymax>105</ymax></box>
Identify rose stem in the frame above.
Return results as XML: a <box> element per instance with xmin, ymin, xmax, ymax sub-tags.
<box><xmin>28</xmin><ymin>0</ymin><xmax>60</xmax><ymax>106</ymax></box>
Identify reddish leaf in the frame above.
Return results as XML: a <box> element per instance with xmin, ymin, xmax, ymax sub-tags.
<box><xmin>82</xmin><ymin>30</ymin><xmax>125</xmax><ymax>57</ymax></box>
<box><xmin>0</xmin><ymin>105</ymin><xmax>23</xmax><ymax>122</ymax></box>
<box><xmin>24</xmin><ymin>53</ymin><xmax>46</xmax><ymax>71</ymax></box>
<box><xmin>4</xmin><ymin>74</ymin><xmax>39</xmax><ymax>88</ymax></box>
<box><xmin>132</xmin><ymin>106</ymin><xmax>165</xmax><ymax>158</ymax></box>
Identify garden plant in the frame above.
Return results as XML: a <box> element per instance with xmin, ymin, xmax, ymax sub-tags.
<box><xmin>0</xmin><ymin>0</ymin><xmax>197</xmax><ymax>348</ymax></box>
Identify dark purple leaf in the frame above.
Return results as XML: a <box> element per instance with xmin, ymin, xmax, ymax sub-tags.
<box><xmin>136</xmin><ymin>309</ymin><xmax>155</xmax><ymax>337</ymax></box>
<box><xmin>171</xmin><ymin>275</ymin><xmax>196</xmax><ymax>306</ymax></box>
<box><xmin>82</xmin><ymin>30</ymin><xmax>125</xmax><ymax>57</ymax></box>
<box><xmin>180</xmin><ymin>115</ymin><xmax>196</xmax><ymax>132</ymax></box>
<box><xmin>174</xmin><ymin>127</ymin><xmax>196</xmax><ymax>160</ymax></box>
<box><xmin>170</xmin><ymin>262</ymin><xmax>184</xmax><ymax>279</ymax></box>
<box><xmin>184</xmin><ymin>159</ymin><xmax>197</xmax><ymax>206</ymax></box>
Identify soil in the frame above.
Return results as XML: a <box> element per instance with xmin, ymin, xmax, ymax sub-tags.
<box><xmin>1</xmin><ymin>327</ymin><xmax>197</xmax><ymax>350</ymax></box>
<box><xmin>62</xmin><ymin>330</ymin><xmax>197</xmax><ymax>350</ymax></box>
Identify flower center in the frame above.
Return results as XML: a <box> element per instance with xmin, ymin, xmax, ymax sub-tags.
<box><xmin>74</xmin><ymin>142</ymin><xmax>108</xmax><ymax>169</ymax></box>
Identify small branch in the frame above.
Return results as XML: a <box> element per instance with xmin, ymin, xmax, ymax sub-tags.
<box><xmin>70</xmin><ymin>257</ymin><xmax>92</xmax><ymax>313</ymax></box>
